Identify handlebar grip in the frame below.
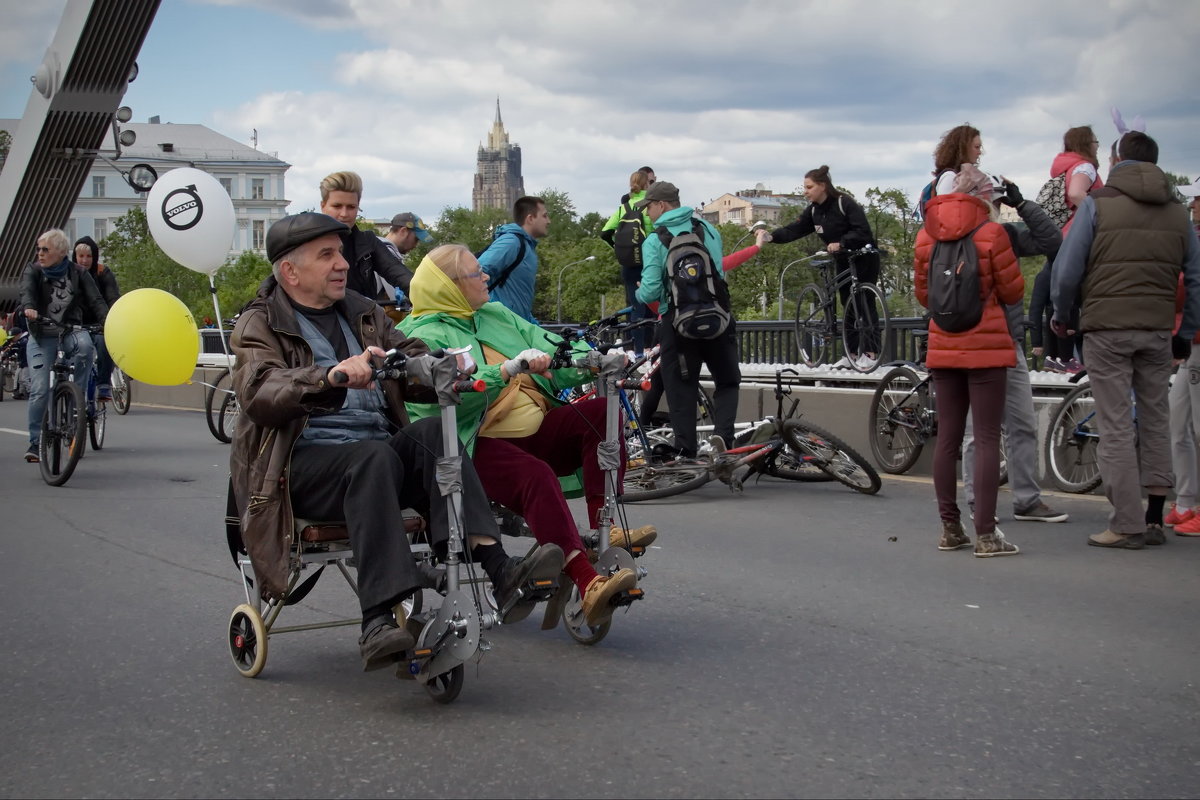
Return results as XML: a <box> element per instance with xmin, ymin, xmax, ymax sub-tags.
<box><xmin>453</xmin><ymin>379</ymin><xmax>487</xmax><ymax>393</ymax></box>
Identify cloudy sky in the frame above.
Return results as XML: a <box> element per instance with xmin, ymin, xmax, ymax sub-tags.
<box><xmin>3</xmin><ymin>0</ymin><xmax>1197</xmax><ymax>223</ymax></box>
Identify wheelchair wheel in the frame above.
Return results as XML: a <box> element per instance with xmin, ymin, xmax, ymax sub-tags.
<box><xmin>423</xmin><ymin>664</ymin><xmax>464</xmax><ymax>704</ymax></box>
<box><xmin>228</xmin><ymin>603</ymin><xmax>268</xmax><ymax>678</ymax></box>
<box><xmin>561</xmin><ymin>584</ymin><xmax>611</xmax><ymax>645</ymax></box>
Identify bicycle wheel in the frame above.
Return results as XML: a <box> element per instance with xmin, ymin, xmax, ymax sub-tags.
<box><xmin>697</xmin><ymin>386</ymin><xmax>715</xmax><ymax>426</ymax></box>
<box><xmin>782</xmin><ymin>419</ymin><xmax>881</xmax><ymax>494</ymax></box>
<box><xmin>868</xmin><ymin>366</ymin><xmax>930</xmax><ymax>474</ymax></box>
<box><xmin>793</xmin><ymin>284</ymin><xmax>833</xmax><ymax>367</ymax></box>
<box><xmin>206</xmin><ymin>368</ymin><xmax>233</xmax><ymax>443</ymax></box>
<box><xmin>844</xmin><ymin>283</ymin><xmax>891</xmax><ymax>373</ymax></box>
<box><xmin>1044</xmin><ymin>382</ymin><xmax>1102</xmax><ymax>493</ymax></box>
<box><xmin>39</xmin><ymin>382</ymin><xmax>86</xmax><ymax>486</ymax></box>
<box><xmin>621</xmin><ymin>461</ymin><xmax>711</xmax><ymax>501</ymax></box>
<box><xmin>218</xmin><ymin>391</ymin><xmax>240</xmax><ymax>442</ymax></box>
<box><xmin>110</xmin><ymin>366</ymin><xmax>131</xmax><ymax>415</ymax></box>
<box><xmin>89</xmin><ymin>400</ymin><xmax>106</xmax><ymax>451</ymax></box>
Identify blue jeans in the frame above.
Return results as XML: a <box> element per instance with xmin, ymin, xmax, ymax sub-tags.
<box><xmin>93</xmin><ymin>333</ymin><xmax>114</xmax><ymax>389</ymax></box>
<box><xmin>26</xmin><ymin>331</ymin><xmax>94</xmax><ymax>446</ymax></box>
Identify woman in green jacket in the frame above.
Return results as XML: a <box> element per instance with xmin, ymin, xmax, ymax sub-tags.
<box><xmin>401</xmin><ymin>245</ymin><xmax>655</xmax><ymax>627</ymax></box>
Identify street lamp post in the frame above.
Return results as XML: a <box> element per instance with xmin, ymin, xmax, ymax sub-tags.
<box><xmin>556</xmin><ymin>255</ymin><xmax>597</xmax><ymax>322</ymax></box>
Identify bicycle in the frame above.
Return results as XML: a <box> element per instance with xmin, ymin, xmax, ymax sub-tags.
<box><xmin>1043</xmin><ymin>371</ymin><xmax>1106</xmax><ymax>493</ymax></box>
<box><xmin>34</xmin><ymin>319</ymin><xmax>98</xmax><ymax>486</ymax></box>
<box><xmin>109</xmin><ymin>364</ymin><xmax>131</xmax><ymax>415</ymax></box>
<box><xmin>0</xmin><ymin>330</ymin><xmax>29</xmax><ymax>401</ymax></box>
<box><xmin>868</xmin><ymin>351</ymin><xmax>1009</xmax><ymax>482</ymax></box>
<box><xmin>85</xmin><ymin>356</ymin><xmax>108</xmax><ymax>451</ymax></box>
<box><xmin>793</xmin><ymin>244</ymin><xmax>891</xmax><ymax>373</ymax></box>
<box><xmin>706</xmin><ymin>368</ymin><xmax>881</xmax><ymax>495</ymax></box>
<box><xmin>204</xmin><ymin>366</ymin><xmax>239</xmax><ymax>443</ymax></box>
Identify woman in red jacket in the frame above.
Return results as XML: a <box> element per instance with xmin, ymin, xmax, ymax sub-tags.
<box><xmin>914</xmin><ymin>165</ymin><xmax>1025</xmax><ymax>557</ymax></box>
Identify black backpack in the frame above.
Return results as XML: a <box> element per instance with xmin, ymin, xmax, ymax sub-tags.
<box><xmin>612</xmin><ymin>201</ymin><xmax>646</xmax><ymax>268</ymax></box>
<box><xmin>656</xmin><ymin>219</ymin><xmax>731</xmax><ymax>339</ymax></box>
<box><xmin>927</xmin><ymin>221</ymin><xmax>988</xmax><ymax>333</ymax></box>
<box><xmin>476</xmin><ymin>232</ymin><xmax>528</xmax><ymax>292</ymax></box>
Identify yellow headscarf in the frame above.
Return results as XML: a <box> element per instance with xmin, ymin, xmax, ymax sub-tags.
<box><xmin>408</xmin><ymin>250</ymin><xmax>475</xmax><ymax>320</ymax></box>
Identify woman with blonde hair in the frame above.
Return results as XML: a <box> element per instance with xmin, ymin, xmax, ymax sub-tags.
<box><xmin>401</xmin><ymin>245</ymin><xmax>650</xmax><ymax>628</ymax></box>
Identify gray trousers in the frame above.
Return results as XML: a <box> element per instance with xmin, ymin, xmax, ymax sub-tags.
<box><xmin>962</xmin><ymin>341</ymin><xmax>1040</xmax><ymax>513</ymax></box>
<box><xmin>1168</xmin><ymin>347</ymin><xmax>1200</xmax><ymax>508</ymax></box>
<box><xmin>1083</xmin><ymin>329</ymin><xmax>1173</xmax><ymax>534</ymax></box>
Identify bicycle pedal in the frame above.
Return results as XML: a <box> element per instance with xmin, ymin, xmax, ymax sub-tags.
<box><xmin>629</xmin><ymin>546</ymin><xmax>646</xmax><ymax>558</ymax></box>
<box><xmin>612</xmin><ymin>587</ymin><xmax>644</xmax><ymax>608</ymax></box>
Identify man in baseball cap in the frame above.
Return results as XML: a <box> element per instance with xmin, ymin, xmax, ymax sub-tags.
<box><xmin>228</xmin><ymin>213</ymin><xmax>565</xmax><ymax>673</ymax></box>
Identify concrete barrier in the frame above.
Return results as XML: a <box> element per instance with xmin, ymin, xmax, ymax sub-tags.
<box><xmin>131</xmin><ymin>364</ymin><xmax>1071</xmax><ymax>486</ymax></box>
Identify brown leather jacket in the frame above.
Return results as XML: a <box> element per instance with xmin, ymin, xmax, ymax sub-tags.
<box><xmin>229</xmin><ymin>278</ymin><xmax>428</xmax><ymax>600</ymax></box>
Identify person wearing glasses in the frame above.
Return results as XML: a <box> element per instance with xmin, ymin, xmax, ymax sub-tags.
<box><xmin>18</xmin><ymin>229</ymin><xmax>108</xmax><ymax>463</ymax></box>
<box><xmin>400</xmin><ymin>244</ymin><xmax>649</xmax><ymax>630</ymax></box>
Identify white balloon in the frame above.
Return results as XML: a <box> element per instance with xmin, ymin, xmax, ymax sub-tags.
<box><xmin>146</xmin><ymin>167</ymin><xmax>236</xmax><ymax>275</ymax></box>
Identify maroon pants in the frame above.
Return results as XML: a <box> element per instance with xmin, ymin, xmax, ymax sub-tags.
<box><xmin>472</xmin><ymin>398</ymin><xmax>622</xmax><ymax>555</ymax></box>
<box><xmin>931</xmin><ymin>367</ymin><xmax>1007</xmax><ymax>536</ymax></box>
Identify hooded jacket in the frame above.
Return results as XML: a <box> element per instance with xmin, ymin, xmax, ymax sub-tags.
<box><xmin>636</xmin><ymin>206</ymin><xmax>726</xmax><ymax>310</ymax></box>
<box><xmin>74</xmin><ymin>235</ymin><xmax>120</xmax><ymax>316</ymax></box>
<box><xmin>229</xmin><ymin>280</ymin><xmax>427</xmax><ymax>600</ymax></box>
<box><xmin>19</xmin><ymin>258</ymin><xmax>109</xmax><ymax>334</ymax></box>
<box><xmin>479</xmin><ymin>223</ymin><xmax>540</xmax><ymax>323</ymax></box>
<box><xmin>914</xmin><ymin>193</ymin><xmax>1024</xmax><ymax>369</ymax></box>
<box><xmin>1052</xmin><ymin>161</ymin><xmax>1200</xmax><ymax>336</ymax></box>
<box><xmin>398</xmin><ymin>259</ymin><xmax>591</xmax><ymax>453</ymax></box>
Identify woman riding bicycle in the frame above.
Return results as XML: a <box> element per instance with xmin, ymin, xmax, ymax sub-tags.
<box><xmin>763</xmin><ymin>165</ymin><xmax>880</xmax><ymax>369</ymax></box>
<box><xmin>400</xmin><ymin>244</ymin><xmax>648</xmax><ymax>629</ymax></box>
<box><xmin>73</xmin><ymin>236</ymin><xmax>120</xmax><ymax>401</ymax></box>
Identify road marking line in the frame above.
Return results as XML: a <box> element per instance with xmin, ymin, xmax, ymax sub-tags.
<box><xmin>0</xmin><ymin>427</ymin><xmax>27</xmax><ymax>437</ymax></box>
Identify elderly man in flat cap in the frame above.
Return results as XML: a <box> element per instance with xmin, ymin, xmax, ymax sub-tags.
<box><xmin>229</xmin><ymin>212</ymin><xmax>563</xmax><ymax>673</ymax></box>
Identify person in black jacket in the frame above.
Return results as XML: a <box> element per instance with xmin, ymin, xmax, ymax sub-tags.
<box><xmin>764</xmin><ymin>165</ymin><xmax>879</xmax><ymax>368</ymax></box>
<box><xmin>19</xmin><ymin>229</ymin><xmax>108</xmax><ymax>462</ymax></box>
<box><xmin>74</xmin><ymin>236</ymin><xmax>119</xmax><ymax>399</ymax></box>
<box><xmin>318</xmin><ymin>171</ymin><xmax>415</xmax><ymax>303</ymax></box>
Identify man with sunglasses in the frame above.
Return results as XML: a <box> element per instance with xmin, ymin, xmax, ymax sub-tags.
<box><xmin>18</xmin><ymin>229</ymin><xmax>109</xmax><ymax>463</ymax></box>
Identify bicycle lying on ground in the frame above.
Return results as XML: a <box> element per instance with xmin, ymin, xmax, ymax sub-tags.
<box><xmin>793</xmin><ymin>244</ymin><xmax>891</xmax><ymax>373</ymax></box>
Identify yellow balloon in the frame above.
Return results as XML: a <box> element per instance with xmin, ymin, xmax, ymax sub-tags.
<box><xmin>104</xmin><ymin>288</ymin><xmax>200</xmax><ymax>386</ymax></box>
<box><xmin>0</xmin><ymin>329</ymin><xmax>8</xmax><ymax>347</ymax></box>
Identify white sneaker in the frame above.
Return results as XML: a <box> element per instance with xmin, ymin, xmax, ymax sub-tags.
<box><xmin>856</xmin><ymin>354</ymin><xmax>878</xmax><ymax>371</ymax></box>
<box><xmin>831</xmin><ymin>355</ymin><xmax>854</xmax><ymax>369</ymax></box>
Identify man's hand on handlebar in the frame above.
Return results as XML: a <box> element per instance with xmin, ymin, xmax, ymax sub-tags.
<box><xmin>329</xmin><ymin>346</ymin><xmax>387</xmax><ymax>389</ymax></box>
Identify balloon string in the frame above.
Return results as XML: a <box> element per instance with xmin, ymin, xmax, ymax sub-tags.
<box><xmin>209</xmin><ymin>274</ymin><xmax>233</xmax><ymax>370</ymax></box>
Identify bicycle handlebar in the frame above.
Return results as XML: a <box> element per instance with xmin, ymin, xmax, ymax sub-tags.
<box><xmin>330</xmin><ymin>350</ymin><xmax>486</xmax><ymax>393</ymax></box>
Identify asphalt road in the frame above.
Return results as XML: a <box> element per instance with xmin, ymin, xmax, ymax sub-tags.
<box><xmin>0</xmin><ymin>400</ymin><xmax>1197</xmax><ymax>799</ymax></box>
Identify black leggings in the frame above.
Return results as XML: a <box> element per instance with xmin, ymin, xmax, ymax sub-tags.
<box><xmin>836</xmin><ymin>253</ymin><xmax>880</xmax><ymax>355</ymax></box>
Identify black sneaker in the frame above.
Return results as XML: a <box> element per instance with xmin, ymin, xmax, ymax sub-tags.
<box><xmin>494</xmin><ymin>543</ymin><xmax>564</xmax><ymax>624</ymax></box>
<box><xmin>1144</xmin><ymin>523</ymin><xmax>1167</xmax><ymax>546</ymax></box>
<box><xmin>24</xmin><ymin>445</ymin><xmax>38</xmax><ymax>463</ymax></box>
<box><xmin>1014</xmin><ymin>502</ymin><xmax>1069</xmax><ymax>523</ymax></box>
<box><xmin>359</xmin><ymin>617</ymin><xmax>416</xmax><ymax>671</ymax></box>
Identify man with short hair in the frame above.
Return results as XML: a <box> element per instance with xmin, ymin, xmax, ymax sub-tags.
<box><xmin>478</xmin><ymin>196</ymin><xmax>548</xmax><ymax>323</ymax></box>
<box><xmin>379</xmin><ymin>212</ymin><xmax>431</xmax><ymax>315</ymax></box>
<box><xmin>318</xmin><ymin>170</ymin><xmax>415</xmax><ymax>303</ymax></box>
<box><xmin>18</xmin><ymin>228</ymin><xmax>108</xmax><ymax>463</ymax></box>
<box><xmin>636</xmin><ymin>181</ymin><xmax>740</xmax><ymax>460</ymax></box>
<box><xmin>230</xmin><ymin>212</ymin><xmax>563</xmax><ymax>671</ymax></box>
<box><xmin>1052</xmin><ymin>131</ymin><xmax>1200</xmax><ymax>549</ymax></box>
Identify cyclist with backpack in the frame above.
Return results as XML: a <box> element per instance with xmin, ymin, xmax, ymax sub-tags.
<box><xmin>601</xmin><ymin>170</ymin><xmax>654</xmax><ymax>354</ymax></box>
<box><xmin>478</xmin><ymin>196</ymin><xmax>549</xmax><ymax>323</ymax></box>
<box><xmin>636</xmin><ymin>181</ymin><xmax>739</xmax><ymax>461</ymax></box>
<box><xmin>763</xmin><ymin>165</ymin><xmax>880</xmax><ymax>369</ymax></box>
<box><xmin>914</xmin><ymin>165</ymin><xmax>1025</xmax><ymax>557</ymax></box>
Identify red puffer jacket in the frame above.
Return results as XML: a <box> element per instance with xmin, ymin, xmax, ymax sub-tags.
<box><xmin>914</xmin><ymin>193</ymin><xmax>1025</xmax><ymax>370</ymax></box>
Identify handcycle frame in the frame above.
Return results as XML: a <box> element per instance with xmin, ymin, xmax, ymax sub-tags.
<box><xmin>225</xmin><ymin>349</ymin><xmax>506</xmax><ymax>703</ymax></box>
<box><xmin>793</xmin><ymin>245</ymin><xmax>890</xmax><ymax>373</ymax></box>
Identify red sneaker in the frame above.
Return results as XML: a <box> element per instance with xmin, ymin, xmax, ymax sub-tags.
<box><xmin>1173</xmin><ymin>514</ymin><xmax>1200</xmax><ymax>537</ymax></box>
<box><xmin>1164</xmin><ymin>504</ymin><xmax>1195</xmax><ymax>527</ymax></box>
